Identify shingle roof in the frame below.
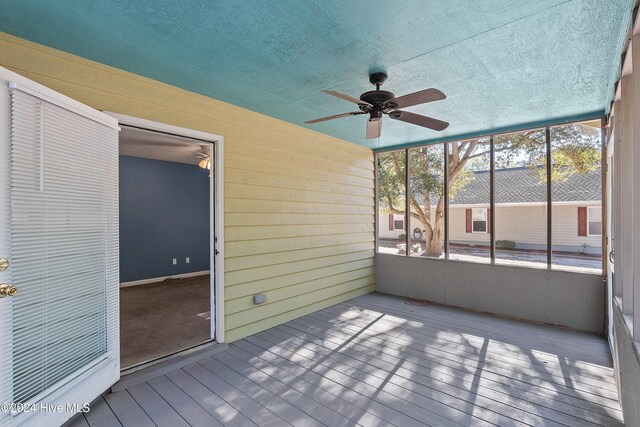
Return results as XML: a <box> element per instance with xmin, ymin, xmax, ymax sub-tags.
<box><xmin>447</xmin><ymin>167</ymin><xmax>601</xmax><ymax>205</ymax></box>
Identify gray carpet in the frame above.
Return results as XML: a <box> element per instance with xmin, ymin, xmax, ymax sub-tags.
<box><xmin>120</xmin><ymin>274</ymin><xmax>211</xmax><ymax>368</ymax></box>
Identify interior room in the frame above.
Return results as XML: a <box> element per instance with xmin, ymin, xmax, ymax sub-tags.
<box><xmin>1</xmin><ymin>1</ymin><xmax>640</xmax><ymax>426</ymax></box>
<box><xmin>118</xmin><ymin>126</ymin><xmax>213</xmax><ymax>368</ymax></box>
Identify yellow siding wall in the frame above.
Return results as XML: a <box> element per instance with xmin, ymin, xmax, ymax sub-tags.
<box><xmin>0</xmin><ymin>33</ymin><xmax>375</xmax><ymax>342</ymax></box>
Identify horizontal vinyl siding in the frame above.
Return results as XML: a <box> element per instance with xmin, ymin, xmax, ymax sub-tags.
<box><xmin>379</xmin><ymin>205</ymin><xmax>602</xmax><ymax>251</ymax></box>
<box><xmin>552</xmin><ymin>204</ymin><xmax>601</xmax><ymax>248</ymax></box>
<box><xmin>494</xmin><ymin>205</ymin><xmax>547</xmax><ymax>245</ymax></box>
<box><xmin>449</xmin><ymin>208</ymin><xmax>490</xmax><ymax>243</ymax></box>
<box><xmin>452</xmin><ymin>205</ymin><xmax>601</xmax><ymax>249</ymax></box>
<box><xmin>0</xmin><ymin>33</ymin><xmax>375</xmax><ymax>342</ymax></box>
<box><xmin>224</xmin><ymin>126</ymin><xmax>375</xmax><ymax>341</ymax></box>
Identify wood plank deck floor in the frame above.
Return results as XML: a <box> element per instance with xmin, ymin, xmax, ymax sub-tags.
<box><xmin>67</xmin><ymin>293</ymin><xmax>624</xmax><ymax>427</ymax></box>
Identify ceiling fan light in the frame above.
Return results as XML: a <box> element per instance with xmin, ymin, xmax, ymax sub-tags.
<box><xmin>198</xmin><ymin>157</ymin><xmax>211</xmax><ymax>170</ymax></box>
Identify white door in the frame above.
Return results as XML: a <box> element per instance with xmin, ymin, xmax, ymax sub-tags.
<box><xmin>0</xmin><ymin>67</ymin><xmax>120</xmax><ymax>426</ymax></box>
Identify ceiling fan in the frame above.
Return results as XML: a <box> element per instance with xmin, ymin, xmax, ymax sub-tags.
<box><xmin>305</xmin><ymin>72</ymin><xmax>449</xmax><ymax>139</ymax></box>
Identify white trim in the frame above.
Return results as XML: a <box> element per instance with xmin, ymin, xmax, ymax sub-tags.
<box><xmin>103</xmin><ymin>112</ymin><xmax>214</xmax><ymax>141</ymax></box>
<box><xmin>5</xmin><ymin>79</ymin><xmax>118</xmax><ymax>129</ymax></box>
<box><xmin>104</xmin><ymin>112</ymin><xmax>226</xmax><ymax>343</ymax></box>
<box><xmin>0</xmin><ymin>69</ymin><xmax>13</xmax><ymax>427</ymax></box>
<box><xmin>120</xmin><ymin>270</ymin><xmax>211</xmax><ymax>288</ymax></box>
<box><xmin>607</xmin><ymin>134</ymin><xmax>615</xmax><ymax>346</ymax></box>
<box><xmin>214</xmin><ymin>137</ymin><xmax>225</xmax><ymax>343</ymax></box>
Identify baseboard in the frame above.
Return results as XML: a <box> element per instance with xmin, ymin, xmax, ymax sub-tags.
<box><xmin>120</xmin><ymin>270</ymin><xmax>210</xmax><ymax>288</ymax></box>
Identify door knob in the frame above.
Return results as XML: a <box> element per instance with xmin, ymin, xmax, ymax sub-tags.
<box><xmin>0</xmin><ymin>284</ymin><xmax>17</xmax><ymax>298</ymax></box>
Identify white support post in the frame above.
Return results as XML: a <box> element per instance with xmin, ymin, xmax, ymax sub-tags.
<box><xmin>613</xmin><ymin>100</ymin><xmax>622</xmax><ymax>299</ymax></box>
<box><xmin>621</xmin><ymin>71</ymin><xmax>634</xmax><ymax>318</ymax></box>
<box><xmin>633</xmin><ymin>34</ymin><xmax>640</xmax><ymax>338</ymax></box>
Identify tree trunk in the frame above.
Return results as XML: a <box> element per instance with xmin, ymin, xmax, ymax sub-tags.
<box><xmin>425</xmin><ymin>200</ymin><xmax>445</xmax><ymax>257</ymax></box>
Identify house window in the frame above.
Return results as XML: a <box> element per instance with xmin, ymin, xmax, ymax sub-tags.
<box><xmin>588</xmin><ymin>206</ymin><xmax>602</xmax><ymax>236</ymax></box>
<box><xmin>472</xmin><ymin>208</ymin><xmax>487</xmax><ymax>233</ymax></box>
<box><xmin>394</xmin><ymin>216</ymin><xmax>404</xmax><ymax>230</ymax></box>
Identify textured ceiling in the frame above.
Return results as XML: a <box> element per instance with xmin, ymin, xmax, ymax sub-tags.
<box><xmin>0</xmin><ymin>0</ymin><xmax>631</xmax><ymax>149</ymax></box>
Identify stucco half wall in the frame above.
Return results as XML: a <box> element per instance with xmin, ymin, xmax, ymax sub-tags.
<box><xmin>375</xmin><ymin>253</ymin><xmax>605</xmax><ymax>333</ymax></box>
<box><xmin>0</xmin><ymin>33</ymin><xmax>375</xmax><ymax>343</ymax></box>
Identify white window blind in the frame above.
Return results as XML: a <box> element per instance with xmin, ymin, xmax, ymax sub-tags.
<box><xmin>9</xmin><ymin>89</ymin><xmax>119</xmax><ymax>404</ymax></box>
<box><xmin>472</xmin><ymin>208</ymin><xmax>487</xmax><ymax>233</ymax></box>
<box><xmin>588</xmin><ymin>206</ymin><xmax>603</xmax><ymax>236</ymax></box>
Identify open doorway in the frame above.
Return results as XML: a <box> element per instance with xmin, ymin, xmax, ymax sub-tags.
<box><xmin>115</xmin><ymin>119</ymin><xmax>219</xmax><ymax>369</ymax></box>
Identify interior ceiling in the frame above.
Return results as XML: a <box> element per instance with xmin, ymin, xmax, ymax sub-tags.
<box><xmin>119</xmin><ymin>126</ymin><xmax>210</xmax><ymax>165</ymax></box>
<box><xmin>0</xmin><ymin>0</ymin><xmax>632</xmax><ymax>150</ymax></box>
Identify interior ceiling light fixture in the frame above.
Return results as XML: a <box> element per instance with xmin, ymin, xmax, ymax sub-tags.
<box><xmin>198</xmin><ymin>156</ymin><xmax>211</xmax><ymax>170</ymax></box>
<box><xmin>306</xmin><ymin>72</ymin><xmax>449</xmax><ymax>139</ymax></box>
<box><xmin>197</xmin><ymin>147</ymin><xmax>211</xmax><ymax>170</ymax></box>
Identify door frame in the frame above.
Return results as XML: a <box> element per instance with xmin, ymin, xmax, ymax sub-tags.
<box><xmin>606</xmin><ymin>131</ymin><xmax>614</xmax><ymax>345</ymax></box>
<box><xmin>105</xmin><ymin>112</ymin><xmax>225</xmax><ymax>343</ymax></box>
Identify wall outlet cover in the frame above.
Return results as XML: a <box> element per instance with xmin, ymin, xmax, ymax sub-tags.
<box><xmin>253</xmin><ymin>294</ymin><xmax>266</xmax><ymax>305</ymax></box>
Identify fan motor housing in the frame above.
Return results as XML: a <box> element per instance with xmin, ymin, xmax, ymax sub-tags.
<box><xmin>359</xmin><ymin>90</ymin><xmax>395</xmax><ymax>107</ymax></box>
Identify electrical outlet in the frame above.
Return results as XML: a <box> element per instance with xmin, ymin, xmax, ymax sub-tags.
<box><xmin>186</xmin><ymin>257</ymin><xmax>190</xmax><ymax>264</ymax></box>
<box><xmin>172</xmin><ymin>258</ymin><xmax>177</xmax><ymax>265</ymax></box>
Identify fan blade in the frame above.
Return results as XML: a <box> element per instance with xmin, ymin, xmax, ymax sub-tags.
<box><xmin>322</xmin><ymin>90</ymin><xmax>373</xmax><ymax>107</ymax></box>
<box><xmin>366</xmin><ymin>118</ymin><xmax>382</xmax><ymax>139</ymax></box>
<box><xmin>305</xmin><ymin>111</ymin><xmax>364</xmax><ymax>124</ymax></box>
<box><xmin>390</xmin><ymin>88</ymin><xmax>446</xmax><ymax>109</ymax></box>
<box><xmin>389</xmin><ymin>110</ymin><xmax>449</xmax><ymax>131</ymax></box>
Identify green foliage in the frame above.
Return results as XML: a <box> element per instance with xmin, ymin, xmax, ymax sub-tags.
<box><xmin>493</xmin><ymin>124</ymin><xmax>600</xmax><ymax>182</ymax></box>
<box><xmin>408</xmin><ymin>145</ymin><xmax>444</xmax><ymax>201</ymax></box>
<box><xmin>533</xmin><ymin>124</ymin><xmax>601</xmax><ymax>183</ymax></box>
<box><xmin>496</xmin><ymin>240</ymin><xmax>516</xmax><ymax>250</ymax></box>
<box><xmin>377</xmin><ymin>150</ymin><xmax>406</xmax><ymax>213</ymax></box>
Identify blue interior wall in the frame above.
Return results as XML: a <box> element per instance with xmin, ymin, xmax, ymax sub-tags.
<box><xmin>119</xmin><ymin>156</ymin><xmax>210</xmax><ymax>283</ymax></box>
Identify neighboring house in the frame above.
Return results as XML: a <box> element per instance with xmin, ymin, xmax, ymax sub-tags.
<box><xmin>379</xmin><ymin>167</ymin><xmax>602</xmax><ymax>254</ymax></box>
